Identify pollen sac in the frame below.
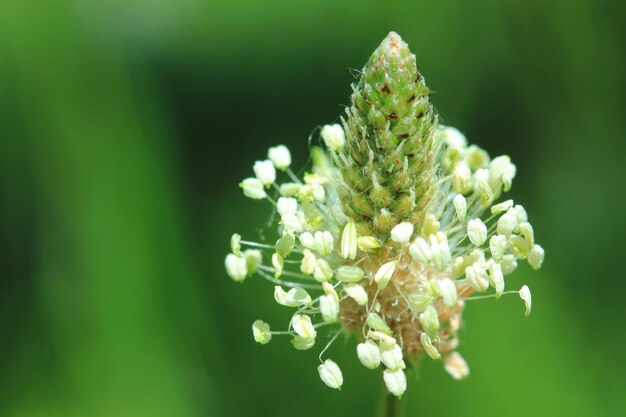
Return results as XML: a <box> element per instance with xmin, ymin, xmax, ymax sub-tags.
<box><xmin>318</xmin><ymin>359</ymin><xmax>344</xmax><ymax>390</ymax></box>
<box><xmin>467</xmin><ymin>218</ymin><xmax>487</xmax><ymax>246</ymax></box>
<box><xmin>321</xmin><ymin>124</ymin><xmax>346</xmax><ymax>152</ymax></box>
<box><xmin>374</xmin><ymin>261</ymin><xmax>397</xmax><ymax>290</ymax></box>
<box><xmin>274</xmin><ymin>286</ymin><xmax>312</xmax><ymax>307</ymax></box>
<box><xmin>444</xmin><ymin>352</ymin><xmax>470</xmax><ymax>380</ymax></box>
<box><xmin>253</xmin><ymin>160</ymin><xmax>276</xmax><ymax>186</ymax></box>
<box><xmin>268</xmin><ymin>145</ymin><xmax>292</xmax><ymax>171</ymax></box>
<box><xmin>341</xmin><ymin>220</ymin><xmax>357</xmax><ymax>260</ymax></box>
<box><xmin>225</xmin><ymin>254</ymin><xmax>247</xmax><ymax>282</ymax></box>
<box><xmin>336</xmin><ymin>266</ymin><xmax>365</xmax><ymax>283</ymax></box>
<box><xmin>528</xmin><ymin>244</ymin><xmax>545</xmax><ymax>270</ymax></box>
<box><xmin>379</xmin><ymin>341</ymin><xmax>406</xmax><ymax>370</ymax></box>
<box><xmin>252</xmin><ymin>320</ymin><xmax>272</xmax><ymax>345</ymax></box>
<box><xmin>319</xmin><ymin>294</ymin><xmax>339</xmax><ymax>323</ymax></box>
<box><xmin>239</xmin><ymin>177</ymin><xmax>266</xmax><ymax>200</ymax></box>
<box><xmin>357</xmin><ymin>340</ymin><xmax>381</xmax><ymax>369</ymax></box>
<box><xmin>344</xmin><ymin>284</ymin><xmax>368</xmax><ymax>306</ymax></box>
<box><xmin>383</xmin><ymin>368</ymin><xmax>407</xmax><ymax>398</ymax></box>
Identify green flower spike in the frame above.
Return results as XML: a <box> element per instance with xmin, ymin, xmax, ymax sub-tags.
<box><xmin>224</xmin><ymin>32</ymin><xmax>545</xmax><ymax>399</ymax></box>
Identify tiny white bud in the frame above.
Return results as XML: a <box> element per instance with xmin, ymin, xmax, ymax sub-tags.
<box><xmin>379</xmin><ymin>341</ymin><xmax>406</xmax><ymax>370</ymax></box>
<box><xmin>383</xmin><ymin>368</ymin><xmax>407</xmax><ymax>398</ymax></box>
<box><xmin>444</xmin><ymin>352</ymin><xmax>470</xmax><ymax>380</ymax></box>
<box><xmin>367</xmin><ymin>313</ymin><xmax>392</xmax><ymax>334</ymax></box>
<box><xmin>239</xmin><ymin>177</ymin><xmax>267</xmax><ymax>199</ymax></box>
<box><xmin>267</xmin><ymin>145</ymin><xmax>291</xmax><ymax>170</ymax></box>
<box><xmin>341</xmin><ymin>220</ymin><xmax>357</xmax><ymax>260</ymax></box>
<box><xmin>489</xmin><ymin>155</ymin><xmax>516</xmax><ymax>192</ymax></box>
<box><xmin>320</xmin><ymin>124</ymin><xmax>345</xmax><ymax>152</ymax></box>
<box><xmin>497</xmin><ymin>210</ymin><xmax>517</xmax><ymax>236</ymax></box>
<box><xmin>452</xmin><ymin>163</ymin><xmax>472</xmax><ymax>195</ymax></box>
<box><xmin>280</xmin><ymin>213</ymin><xmax>303</xmax><ymax>233</ymax></box>
<box><xmin>409</xmin><ymin>237</ymin><xmax>431</xmax><ymax>264</ymax></box>
<box><xmin>319</xmin><ymin>294</ymin><xmax>339</xmax><ymax>323</ymax></box>
<box><xmin>473</xmin><ymin>168</ymin><xmax>494</xmax><ymax>204</ymax></box>
<box><xmin>452</xmin><ymin>256</ymin><xmax>465</xmax><ymax>277</ymax></box>
<box><xmin>317</xmin><ymin>359</ymin><xmax>343</xmax><ymax>390</ymax></box>
<box><xmin>519</xmin><ymin>222</ymin><xmax>535</xmax><ymax>247</ymax></box>
<box><xmin>408</xmin><ymin>291</ymin><xmax>435</xmax><ymax>313</ymax></box>
<box><xmin>469</xmin><ymin>248</ymin><xmax>486</xmax><ymax>264</ymax></box>
<box><xmin>420</xmin><ymin>333</ymin><xmax>441</xmax><ymax>360</ymax></box>
<box><xmin>357</xmin><ymin>340</ymin><xmax>381</xmax><ymax>369</ymax></box>
<box><xmin>501</xmin><ymin>254</ymin><xmax>518</xmax><ymax>275</ymax></box>
<box><xmin>230</xmin><ymin>233</ymin><xmax>242</xmax><ymax>256</ymax></box>
<box><xmin>467</xmin><ymin>218</ymin><xmax>488</xmax><ymax>246</ymax></box>
<box><xmin>465</xmin><ymin>145</ymin><xmax>490</xmax><ymax>170</ymax></box>
<box><xmin>275</xmin><ymin>233</ymin><xmax>295</xmax><ymax>258</ymax></box>
<box><xmin>279</xmin><ymin>182</ymin><xmax>302</xmax><ymax>196</ymax></box>
<box><xmin>321</xmin><ymin>282</ymin><xmax>338</xmax><ymax>300</ymax></box>
<box><xmin>336</xmin><ymin>265</ymin><xmax>365</xmax><ymax>283</ymax></box>
<box><xmin>311</xmin><ymin>182</ymin><xmax>326</xmax><ymax>202</ymax></box>
<box><xmin>314</xmin><ymin>231</ymin><xmax>334</xmax><ymax>256</ymax></box>
<box><xmin>437</xmin><ymin>278</ymin><xmax>458</xmax><ymax>308</ymax></box>
<box><xmin>243</xmin><ymin>249</ymin><xmax>262</xmax><ymax>274</ymax></box>
<box><xmin>225</xmin><ymin>253</ymin><xmax>247</xmax><ymax>282</ymax></box>
<box><xmin>253</xmin><ymin>159</ymin><xmax>276</xmax><ymax>186</ymax></box>
<box><xmin>419</xmin><ymin>305</ymin><xmax>440</xmax><ymax>339</ymax></box>
<box><xmin>300</xmin><ymin>249</ymin><xmax>317</xmax><ymax>275</ymax></box>
<box><xmin>292</xmin><ymin>335</ymin><xmax>315</xmax><ymax>350</ymax></box>
<box><xmin>514</xmin><ymin>204</ymin><xmax>528</xmax><ymax>223</ymax></box>
<box><xmin>313</xmin><ymin>258</ymin><xmax>334</xmax><ymax>282</ymax></box>
<box><xmin>272</xmin><ymin>253</ymin><xmax>283</xmax><ymax>278</ymax></box>
<box><xmin>466</xmin><ymin>263</ymin><xmax>489</xmax><ymax>292</ymax></box>
<box><xmin>344</xmin><ymin>284</ymin><xmax>368</xmax><ymax>306</ymax></box>
<box><xmin>299</xmin><ymin>232</ymin><xmax>315</xmax><ymax>249</ymax></box>
<box><xmin>423</xmin><ymin>214</ymin><xmax>440</xmax><ymax>236</ymax></box>
<box><xmin>367</xmin><ymin>330</ymin><xmax>396</xmax><ymax>345</ymax></box>
<box><xmin>528</xmin><ymin>244</ymin><xmax>545</xmax><ymax>270</ymax></box>
<box><xmin>430</xmin><ymin>232</ymin><xmax>451</xmax><ymax>271</ymax></box>
<box><xmin>252</xmin><ymin>320</ymin><xmax>272</xmax><ymax>344</ymax></box>
<box><xmin>508</xmin><ymin>235</ymin><xmax>530</xmax><ymax>259</ymax></box>
<box><xmin>276</xmin><ymin>197</ymin><xmax>297</xmax><ymax>216</ymax></box>
<box><xmin>441</xmin><ymin>126</ymin><xmax>467</xmax><ymax>148</ymax></box>
<box><xmin>274</xmin><ymin>286</ymin><xmax>312</xmax><ymax>307</ymax></box>
<box><xmin>453</xmin><ymin>194</ymin><xmax>467</xmax><ymax>221</ymax></box>
<box><xmin>489</xmin><ymin>234</ymin><xmax>508</xmax><ymax>262</ymax></box>
<box><xmin>291</xmin><ymin>314</ymin><xmax>316</xmax><ymax>339</ymax></box>
<box><xmin>357</xmin><ymin>236</ymin><xmax>381</xmax><ymax>251</ymax></box>
<box><xmin>375</xmin><ymin>261</ymin><xmax>397</xmax><ymax>290</ymax></box>
<box><xmin>390</xmin><ymin>222</ymin><xmax>414</xmax><ymax>244</ymax></box>
<box><xmin>519</xmin><ymin>285</ymin><xmax>532</xmax><ymax>316</ymax></box>
<box><xmin>491</xmin><ymin>199</ymin><xmax>514</xmax><ymax>214</ymax></box>
<box><xmin>488</xmin><ymin>262</ymin><xmax>505</xmax><ymax>298</ymax></box>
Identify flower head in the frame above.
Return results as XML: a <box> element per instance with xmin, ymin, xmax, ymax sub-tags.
<box><xmin>225</xmin><ymin>32</ymin><xmax>544</xmax><ymax>396</ymax></box>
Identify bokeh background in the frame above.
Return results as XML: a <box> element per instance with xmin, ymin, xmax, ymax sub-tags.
<box><xmin>1</xmin><ymin>1</ymin><xmax>625</xmax><ymax>416</ymax></box>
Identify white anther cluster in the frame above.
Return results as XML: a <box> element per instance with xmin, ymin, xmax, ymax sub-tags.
<box><xmin>225</xmin><ymin>124</ymin><xmax>544</xmax><ymax>396</ymax></box>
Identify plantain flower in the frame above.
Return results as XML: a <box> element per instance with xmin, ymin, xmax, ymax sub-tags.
<box><xmin>225</xmin><ymin>32</ymin><xmax>544</xmax><ymax>396</ymax></box>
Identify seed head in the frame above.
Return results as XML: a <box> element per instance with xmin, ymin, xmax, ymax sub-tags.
<box><xmin>224</xmin><ymin>32</ymin><xmax>545</xmax><ymax>395</ymax></box>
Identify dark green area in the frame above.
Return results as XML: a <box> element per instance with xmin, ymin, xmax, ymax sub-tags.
<box><xmin>1</xmin><ymin>1</ymin><xmax>624</xmax><ymax>416</ymax></box>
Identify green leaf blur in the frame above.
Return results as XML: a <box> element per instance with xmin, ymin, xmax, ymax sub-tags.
<box><xmin>0</xmin><ymin>1</ymin><xmax>624</xmax><ymax>416</ymax></box>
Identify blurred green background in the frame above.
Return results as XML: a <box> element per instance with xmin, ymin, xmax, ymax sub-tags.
<box><xmin>1</xmin><ymin>0</ymin><xmax>624</xmax><ymax>416</ymax></box>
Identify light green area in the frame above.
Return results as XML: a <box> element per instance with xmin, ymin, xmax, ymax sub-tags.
<box><xmin>0</xmin><ymin>1</ymin><xmax>623</xmax><ymax>416</ymax></box>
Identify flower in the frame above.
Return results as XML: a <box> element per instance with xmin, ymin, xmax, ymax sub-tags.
<box><xmin>268</xmin><ymin>145</ymin><xmax>292</xmax><ymax>171</ymax></box>
<box><xmin>225</xmin><ymin>31</ymin><xmax>544</xmax><ymax>395</ymax></box>
<box><xmin>320</xmin><ymin>124</ymin><xmax>345</xmax><ymax>152</ymax></box>
<box><xmin>318</xmin><ymin>359</ymin><xmax>343</xmax><ymax>390</ymax></box>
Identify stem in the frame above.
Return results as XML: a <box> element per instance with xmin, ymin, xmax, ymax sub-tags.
<box><xmin>377</xmin><ymin>380</ymin><xmax>402</xmax><ymax>417</ymax></box>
